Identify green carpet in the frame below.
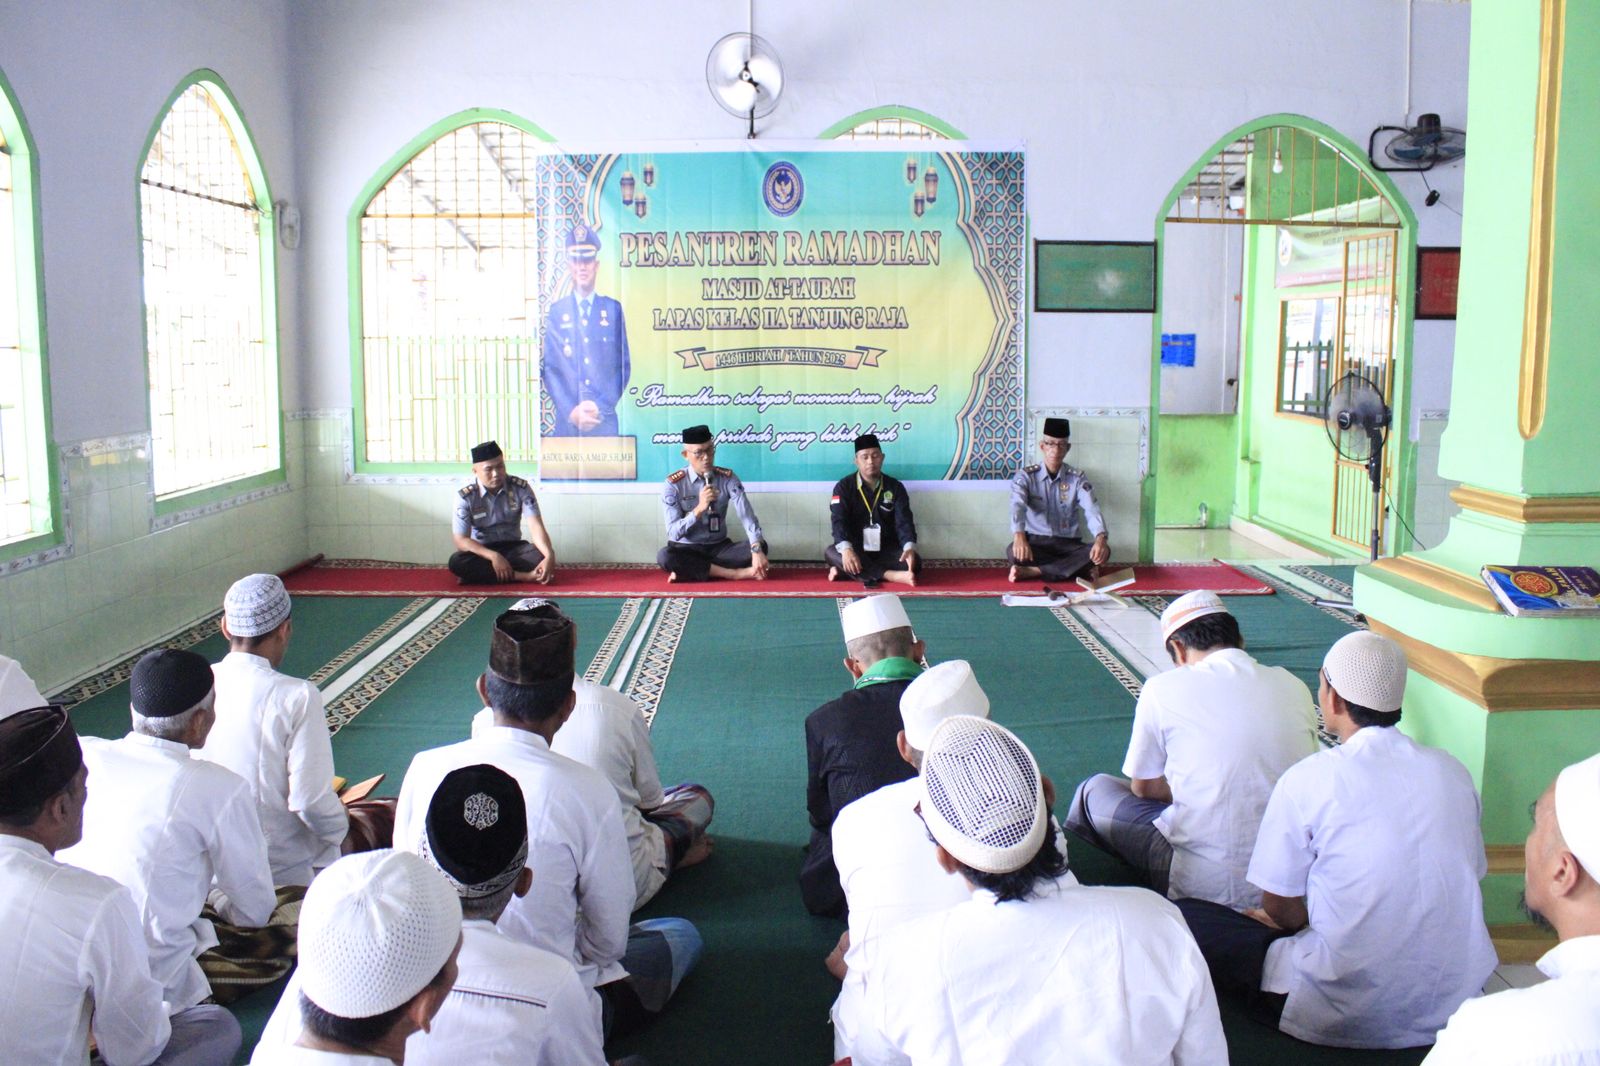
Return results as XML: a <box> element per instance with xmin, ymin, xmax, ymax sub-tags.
<box><xmin>55</xmin><ymin>590</ymin><xmax>1427</xmax><ymax>1065</ymax></box>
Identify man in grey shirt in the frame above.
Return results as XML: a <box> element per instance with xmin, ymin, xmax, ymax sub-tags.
<box><xmin>1007</xmin><ymin>417</ymin><xmax>1109</xmax><ymax>583</ymax></box>
<box><xmin>658</xmin><ymin>425</ymin><xmax>769</xmax><ymax>582</ymax></box>
<box><xmin>449</xmin><ymin>440</ymin><xmax>557</xmax><ymax>584</ymax></box>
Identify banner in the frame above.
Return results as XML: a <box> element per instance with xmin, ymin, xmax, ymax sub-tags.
<box><xmin>534</xmin><ymin>143</ymin><xmax>1026</xmax><ymax>483</ymax></box>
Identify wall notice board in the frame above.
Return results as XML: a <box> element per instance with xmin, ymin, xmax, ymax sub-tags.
<box><xmin>1034</xmin><ymin>240</ymin><xmax>1157</xmax><ymax>313</ymax></box>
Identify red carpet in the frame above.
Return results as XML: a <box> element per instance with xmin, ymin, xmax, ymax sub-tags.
<box><xmin>281</xmin><ymin>559</ymin><xmax>1273</xmax><ymax>598</ymax></box>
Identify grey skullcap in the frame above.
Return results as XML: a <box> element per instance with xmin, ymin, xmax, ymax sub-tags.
<box><xmin>224</xmin><ymin>573</ymin><xmax>292</xmax><ymax>638</ymax></box>
<box><xmin>130</xmin><ymin>649</ymin><xmax>214</xmax><ymax>719</ymax></box>
<box><xmin>419</xmin><ymin>763</ymin><xmax>529</xmax><ymax>900</ymax></box>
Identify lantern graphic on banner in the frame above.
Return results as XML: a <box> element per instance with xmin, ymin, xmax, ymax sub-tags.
<box><xmin>905</xmin><ymin>156</ymin><xmax>917</xmax><ymax>184</ymax></box>
<box><xmin>620</xmin><ymin>170</ymin><xmax>636</xmax><ymax>205</ymax></box>
<box><xmin>634</xmin><ymin>192</ymin><xmax>649</xmax><ymax>219</ymax></box>
<box><xmin>643</xmin><ymin>160</ymin><xmax>656</xmax><ymax>186</ymax></box>
<box><xmin>924</xmin><ymin>166</ymin><xmax>938</xmax><ymax>205</ymax></box>
<box><xmin>912</xmin><ymin>192</ymin><xmax>925</xmax><ymax>218</ymax></box>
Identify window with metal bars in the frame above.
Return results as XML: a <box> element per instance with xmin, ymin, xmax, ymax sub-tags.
<box><xmin>825</xmin><ymin>107</ymin><xmax>963</xmax><ymax>141</ymax></box>
<box><xmin>139</xmin><ymin>76</ymin><xmax>279</xmax><ymax>501</ymax></box>
<box><xmin>356</xmin><ymin>120</ymin><xmax>546</xmax><ymax>468</ymax></box>
<box><xmin>0</xmin><ymin>72</ymin><xmax>53</xmax><ymax>548</ymax></box>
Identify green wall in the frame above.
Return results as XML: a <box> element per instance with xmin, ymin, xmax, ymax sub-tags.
<box><xmin>1154</xmin><ymin>415</ymin><xmax>1236</xmax><ymax>527</ymax></box>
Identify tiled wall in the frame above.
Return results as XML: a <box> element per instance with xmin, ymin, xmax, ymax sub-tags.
<box><xmin>305</xmin><ymin>409</ymin><xmax>1150</xmax><ymax>566</ymax></box>
<box><xmin>0</xmin><ymin>428</ymin><xmax>310</xmax><ymax>694</ymax></box>
<box><xmin>1412</xmin><ymin>413</ymin><xmax>1460</xmax><ymax>552</ymax></box>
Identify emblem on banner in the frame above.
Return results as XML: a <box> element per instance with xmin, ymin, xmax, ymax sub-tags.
<box><xmin>763</xmin><ymin>160</ymin><xmax>804</xmax><ymax>218</ymax></box>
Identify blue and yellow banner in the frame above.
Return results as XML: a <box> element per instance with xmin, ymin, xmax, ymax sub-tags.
<box><xmin>534</xmin><ymin>142</ymin><xmax>1026</xmax><ymax>483</ymax></box>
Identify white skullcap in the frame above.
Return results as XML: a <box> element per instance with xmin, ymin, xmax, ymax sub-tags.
<box><xmin>920</xmin><ymin>715</ymin><xmax>1048</xmax><ymax>875</ymax></box>
<box><xmin>298</xmin><ymin>850</ymin><xmax>461</xmax><ymax>1019</ymax></box>
<box><xmin>901</xmin><ymin>661</ymin><xmax>989</xmax><ymax>749</ymax></box>
<box><xmin>1160</xmin><ymin>591</ymin><xmax>1230</xmax><ymax>642</ymax></box>
<box><xmin>841</xmin><ymin>594</ymin><xmax>911</xmax><ymax>644</ymax></box>
<box><xmin>0</xmin><ymin>655</ymin><xmax>47</xmax><ymax>720</ymax></box>
<box><xmin>1555</xmin><ymin>752</ymin><xmax>1600</xmax><ymax>879</ymax></box>
<box><xmin>1323</xmin><ymin>631</ymin><xmax>1408</xmax><ymax>713</ymax></box>
<box><xmin>224</xmin><ymin>574</ymin><xmax>292</xmax><ymax>638</ymax></box>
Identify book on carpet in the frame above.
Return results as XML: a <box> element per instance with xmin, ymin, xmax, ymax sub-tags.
<box><xmin>338</xmin><ymin>773</ymin><xmax>385</xmax><ymax>804</ymax></box>
<box><xmin>1077</xmin><ymin>567</ymin><xmax>1136</xmax><ymax>593</ymax></box>
<box><xmin>1479</xmin><ymin>565</ymin><xmax>1600</xmax><ymax>616</ymax></box>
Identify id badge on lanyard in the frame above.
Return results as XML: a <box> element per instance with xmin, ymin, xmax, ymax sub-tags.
<box><xmin>862</xmin><ymin>525</ymin><xmax>882</xmax><ymax>552</ymax></box>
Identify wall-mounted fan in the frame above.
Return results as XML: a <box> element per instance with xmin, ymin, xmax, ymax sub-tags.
<box><xmin>706</xmin><ymin>32</ymin><xmax>784</xmax><ymax>139</ymax></box>
<box><xmin>1367</xmin><ymin>113</ymin><xmax>1466</xmax><ymax>173</ymax></box>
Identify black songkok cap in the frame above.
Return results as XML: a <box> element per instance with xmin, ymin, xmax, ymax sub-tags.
<box><xmin>1042</xmin><ymin>417</ymin><xmax>1070</xmax><ymax>440</ymax></box>
<box><xmin>0</xmin><ymin>707</ymin><xmax>82</xmax><ymax>816</ymax></box>
<box><xmin>682</xmin><ymin>425</ymin><xmax>713</xmax><ymax>445</ymax></box>
<box><xmin>424</xmin><ymin>763</ymin><xmax>529</xmax><ymax>894</ymax></box>
<box><xmin>471</xmin><ymin>440</ymin><xmax>503</xmax><ymax>464</ymax></box>
<box><xmin>130</xmin><ymin>649</ymin><xmax>214</xmax><ymax>718</ymax></box>
<box><xmin>854</xmin><ymin>433</ymin><xmax>881</xmax><ymax>453</ymax></box>
<box><xmin>488</xmin><ymin>600</ymin><xmax>576</xmax><ymax>686</ymax></box>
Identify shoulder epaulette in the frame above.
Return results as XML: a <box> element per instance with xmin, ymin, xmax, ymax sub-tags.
<box><xmin>714</xmin><ymin>466</ymin><xmax>734</xmax><ymax>477</ymax></box>
<box><xmin>1022</xmin><ymin>464</ymin><xmax>1041</xmax><ymax>474</ymax></box>
<box><xmin>507</xmin><ymin>474</ymin><xmax>531</xmax><ymax>488</ymax></box>
<box><xmin>458</xmin><ymin>482</ymin><xmax>476</xmax><ymax>498</ymax></box>
<box><xmin>667</xmin><ymin>469</ymin><xmax>688</xmax><ymax>483</ymax></box>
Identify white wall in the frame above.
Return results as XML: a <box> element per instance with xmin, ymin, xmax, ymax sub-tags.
<box><xmin>1159</xmin><ymin>219</ymin><xmax>1243</xmax><ymax>415</ymax></box>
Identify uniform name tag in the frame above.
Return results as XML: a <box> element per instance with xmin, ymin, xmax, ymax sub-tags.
<box><xmin>863</xmin><ymin>525</ymin><xmax>882</xmax><ymax>552</ymax></box>
<box><xmin>472</xmin><ymin>510</ymin><xmax>488</xmax><ymax>521</ymax></box>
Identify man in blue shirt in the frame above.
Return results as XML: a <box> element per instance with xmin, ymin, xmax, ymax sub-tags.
<box><xmin>448</xmin><ymin>440</ymin><xmax>557</xmax><ymax>584</ymax></box>
<box><xmin>1007</xmin><ymin>417</ymin><xmax>1109</xmax><ymax>583</ymax></box>
<box><xmin>658</xmin><ymin>426</ymin><xmax>769</xmax><ymax>583</ymax></box>
<box><xmin>542</xmin><ymin>224</ymin><xmax>631</xmax><ymax>437</ymax></box>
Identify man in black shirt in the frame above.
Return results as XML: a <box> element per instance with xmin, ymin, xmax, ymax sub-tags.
<box><xmin>800</xmin><ymin>594</ymin><xmax>926</xmax><ymax>917</ymax></box>
<box><xmin>826</xmin><ymin>434</ymin><xmax>920</xmax><ymax>588</ymax></box>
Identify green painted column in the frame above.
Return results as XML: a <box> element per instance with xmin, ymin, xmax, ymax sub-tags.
<box><xmin>1355</xmin><ymin>0</ymin><xmax>1600</xmax><ymax>935</ymax></box>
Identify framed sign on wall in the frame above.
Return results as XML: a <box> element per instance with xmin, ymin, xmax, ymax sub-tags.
<box><xmin>1416</xmin><ymin>246</ymin><xmax>1461</xmax><ymax>320</ymax></box>
<box><xmin>1034</xmin><ymin>240</ymin><xmax>1157</xmax><ymax>313</ymax></box>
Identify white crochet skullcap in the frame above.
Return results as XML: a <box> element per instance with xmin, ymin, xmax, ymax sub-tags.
<box><xmin>1322</xmin><ymin>631</ymin><xmax>1408</xmax><ymax>712</ymax></box>
<box><xmin>298</xmin><ymin>850</ymin><xmax>462</xmax><ymax>1019</ymax></box>
<box><xmin>1159</xmin><ymin>591</ymin><xmax>1230</xmax><ymax>642</ymax></box>
<box><xmin>920</xmin><ymin>715</ymin><xmax>1048</xmax><ymax>875</ymax></box>
<box><xmin>1555</xmin><ymin>752</ymin><xmax>1600</xmax><ymax>879</ymax></box>
<box><xmin>224</xmin><ymin>574</ymin><xmax>292</xmax><ymax>638</ymax></box>
<box><xmin>901</xmin><ymin>661</ymin><xmax>989</xmax><ymax>750</ymax></box>
<box><xmin>841</xmin><ymin>594</ymin><xmax>911</xmax><ymax>644</ymax></box>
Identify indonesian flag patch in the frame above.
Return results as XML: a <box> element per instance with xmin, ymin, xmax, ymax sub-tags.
<box><xmin>830</xmin><ymin>495</ymin><xmax>841</xmax><ymax>504</ymax></box>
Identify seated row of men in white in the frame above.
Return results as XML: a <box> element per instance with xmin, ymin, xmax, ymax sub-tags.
<box><xmin>2</xmin><ymin>575</ymin><xmax>1598</xmax><ymax>1063</ymax></box>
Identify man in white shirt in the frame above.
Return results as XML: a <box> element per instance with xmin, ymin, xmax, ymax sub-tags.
<box><xmin>255</xmin><ymin>763</ymin><xmax>609</xmax><ymax>1065</ymax></box>
<box><xmin>396</xmin><ymin>601</ymin><xmax>702</xmax><ymax>1036</ymax></box>
<box><xmin>0</xmin><ymin>706</ymin><xmax>241</xmax><ymax>1066</ymax></box>
<box><xmin>1177</xmin><ymin>630</ymin><xmax>1497</xmax><ymax>1049</ymax></box>
<box><xmin>1066</xmin><ymin>590</ymin><xmax>1319</xmax><ymax>908</ymax></box>
<box><xmin>60</xmin><ymin>648</ymin><xmax>279</xmax><ymax>1013</ymax></box>
<box><xmin>1426</xmin><ymin>750</ymin><xmax>1600</xmax><ymax>1064</ymax></box>
<box><xmin>202</xmin><ymin>573</ymin><xmax>350</xmax><ymax>887</ymax></box>
<box><xmin>551</xmin><ymin>674</ymin><xmax>713</xmax><ymax>908</ymax></box>
<box><xmin>828</xmin><ymin>660</ymin><xmax>993</xmax><ymax>1061</ymax></box>
<box><xmin>253</xmin><ymin>850</ymin><xmax>462</xmax><ymax>1065</ymax></box>
<box><xmin>853</xmin><ymin>715</ymin><xmax>1227</xmax><ymax>1066</ymax></box>
<box><xmin>0</xmin><ymin>650</ymin><xmax>46</xmax><ymax>718</ymax></box>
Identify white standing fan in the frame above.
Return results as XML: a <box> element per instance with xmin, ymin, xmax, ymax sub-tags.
<box><xmin>706</xmin><ymin>31</ymin><xmax>784</xmax><ymax>138</ymax></box>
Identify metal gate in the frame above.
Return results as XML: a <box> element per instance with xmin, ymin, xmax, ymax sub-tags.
<box><xmin>1330</xmin><ymin>232</ymin><xmax>1397</xmax><ymax>552</ymax></box>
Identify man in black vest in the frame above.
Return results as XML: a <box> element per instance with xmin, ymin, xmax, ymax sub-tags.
<box><xmin>825</xmin><ymin>434</ymin><xmax>920</xmax><ymax>588</ymax></box>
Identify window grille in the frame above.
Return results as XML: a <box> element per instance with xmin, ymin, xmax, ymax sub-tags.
<box><xmin>0</xmin><ymin>86</ymin><xmax>52</xmax><ymax>546</ymax></box>
<box><xmin>836</xmin><ymin>115</ymin><xmax>947</xmax><ymax>140</ymax></box>
<box><xmin>358</xmin><ymin>122</ymin><xmax>542</xmax><ymax>466</ymax></box>
<box><xmin>139</xmin><ymin>81</ymin><xmax>278</xmax><ymax>499</ymax></box>
<box><xmin>1277</xmin><ymin>297</ymin><xmax>1339</xmax><ymax>419</ymax></box>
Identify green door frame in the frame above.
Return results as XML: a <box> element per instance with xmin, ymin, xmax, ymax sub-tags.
<box><xmin>1142</xmin><ymin>113</ymin><xmax>1420</xmax><ymax>561</ymax></box>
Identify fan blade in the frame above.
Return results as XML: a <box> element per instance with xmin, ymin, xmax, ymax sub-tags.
<box><xmin>746</xmin><ymin>53</ymin><xmax>782</xmax><ymax>94</ymax></box>
<box><xmin>715</xmin><ymin>78</ymin><xmax>760</xmax><ymax>115</ymax></box>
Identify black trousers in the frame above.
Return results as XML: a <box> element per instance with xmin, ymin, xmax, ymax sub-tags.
<box><xmin>823</xmin><ymin>544</ymin><xmax>920</xmax><ymax>583</ymax></box>
<box><xmin>656</xmin><ymin>538</ymin><xmax>768</xmax><ymax>582</ymax></box>
<box><xmin>447</xmin><ymin>540</ymin><xmax>545</xmax><ymax>584</ymax></box>
<box><xmin>1005</xmin><ymin>534</ymin><xmax>1094</xmax><ymax>581</ymax></box>
<box><xmin>1173</xmin><ymin>897</ymin><xmax>1290</xmax><ymax>1028</ymax></box>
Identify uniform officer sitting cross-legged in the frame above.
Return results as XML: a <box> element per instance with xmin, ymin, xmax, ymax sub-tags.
<box><xmin>658</xmin><ymin>425</ymin><xmax>770</xmax><ymax>583</ymax></box>
<box><xmin>448</xmin><ymin>440</ymin><xmax>557</xmax><ymax>585</ymax></box>
<box><xmin>825</xmin><ymin>433</ymin><xmax>920</xmax><ymax>588</ymax></box>
<box><xmin>1007</xmin><ymin>417</ymin><xmax>1109</xmax><ymax>583</ymax></box>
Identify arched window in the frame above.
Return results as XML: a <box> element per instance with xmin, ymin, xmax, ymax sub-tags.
<box><xmin>138</xmin><ymin>72</ymin><xmax>279</xmax><ymax>503</ymax></box>
<box><xmin>0</xmin><ymin>68</ymin><xmax>54</xmax><ymax>551</ymax></box>
<box><xmin>353</xmin><ymin>112</ymin><xmax>553</xmax><ymax>470</ymax></box>
<box><xmin>821</xmin><ymin>106</ymin><xmax>965</xmax><ymax>141</ymax></box>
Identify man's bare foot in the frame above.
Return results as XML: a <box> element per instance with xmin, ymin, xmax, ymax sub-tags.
<box><xmin>679</xmin><ymin>835</ymin><xmax>714</xmax><ymax>868</ymax></box>
<box><xmin>1009</xmin><ymin>564</ymin><xmax>1019</xmax><ymax>583</ymax></box>
<box><xmin>667</xmin><ymin>571</ymin><xmax>679</xmax><ymax>583</ymax></box>
<box><xmin>827</xmin><ymin>566</ymin><xmax>840</xmax><ymax>582</ymax></box>
<box><xmin>513</xmin><ymin>571</ymin><xmax>537</xmax><ymax>582</ymax></box>
<box><xmin>1011</xmin><ymin>564</ymin><xmax>1042</xmax><ymax>582</ymax></box>
<box><xmin>884</xmin><ymin>570</ymin><xmax>915</xmax><ymax>587</ymax></box>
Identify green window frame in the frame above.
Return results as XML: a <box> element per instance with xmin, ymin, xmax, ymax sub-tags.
<box><xmin>0</xmin><ymin>66</ymin><xmax>60</xmax><ymax>561</ymax></box>
<box><xmin>137</xmin><ymin>70</ymin><xmax>283</xmax><ymax>514</ymax></box>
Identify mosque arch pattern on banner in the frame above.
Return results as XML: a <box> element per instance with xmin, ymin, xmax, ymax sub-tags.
<box><xmin>0</xmin><ymin>67</ymin><xmax>58</xmax><ymax>556</ymax></box>
<box><xmin>351</xmin><ymin>111</ymin><xmax>556</xmax><ymax>472</ymax></box>
<box><xmin>138</xmin><ymin>71</ymin><xmax>281</xmax><ymax>506</ymax></box>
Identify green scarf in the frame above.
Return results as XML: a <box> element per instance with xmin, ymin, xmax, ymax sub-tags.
<box><xmin>853</xmin><ymin>656</ymin><xmax>924</xmax><ymax>690</ymax></box>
